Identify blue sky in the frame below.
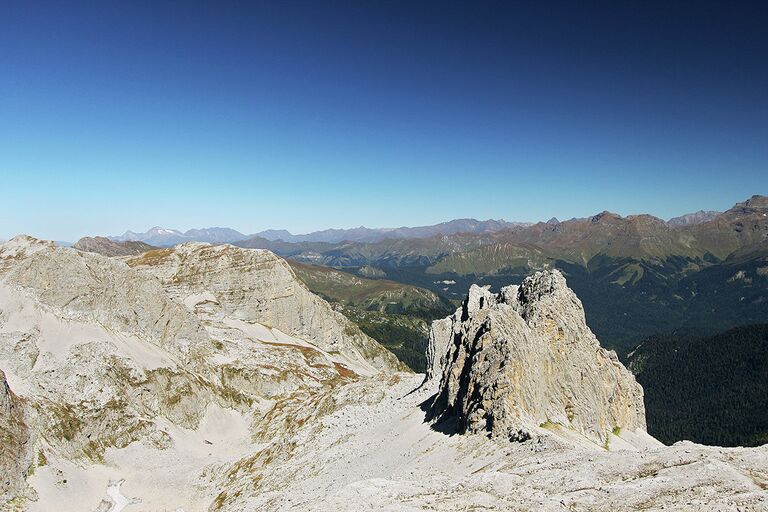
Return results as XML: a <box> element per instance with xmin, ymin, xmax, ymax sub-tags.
<box><xmin>1</xmin><ymin>1</ymin><xmax>766</xmax><ymax>241</ymax></box>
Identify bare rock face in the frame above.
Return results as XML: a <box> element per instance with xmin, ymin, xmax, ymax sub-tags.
<box><xmin>0</xmin><ymin>369</ymin><xmax>30</xmax><ymax>504</ymax></box>
<box><xmin>424</xmin><ymin>316</ymin><xmax>453</xmax><ymax>382</ymax></box>
<box><xmin>125</xmin><ymin>243</ymin><xmax>406</xmax><ymax>373</ymax></box>
<box><xmin>429</xmin><ymin>270</ymin><xmax>646</xmax><ymax>445</ymax></box>
<box><xmin>4</xmin><ymin>238</ymin><xmax>211</xmax><ymax>364</ymax></box>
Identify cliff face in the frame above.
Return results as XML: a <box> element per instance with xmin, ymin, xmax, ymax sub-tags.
<box><xmin>0</xmin><ymin>369</ymin><xmax>30</xmax><ymax>503</ymax></box>
<box><xmin>428</xmin><ymin>270</ymin><xmax>646</xmax><ymax>445</ymax></box>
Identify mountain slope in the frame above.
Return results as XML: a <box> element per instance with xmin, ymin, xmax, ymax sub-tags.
<box><xmin>0</xmin><ymin>236</ymin><xmax>402</xmax><ymax>510</ymax></box>
<box><xmin>1</xmin><ymin>369</ymin><xmax>30</xmax><ymax>504</ymax></box>
<box><xmin>73</xmin><ymin>236</ymin><xmax>156</xmax><ymax>257</ymax></box>
<box><xmin>668</xmin><ymin>210</ymin><xmax>721</xmax><ymax>226</ymax></box>
<box><xmin>124</xmin><ymin>243</ymin><xmax>405</xmax><ymax>373</ymax></box>
<box><xmin>287</xmin><ymin>261</ymin><xmax>449</xmax><ymax>316</ymax></box>
<box><xmin>628</xmin><ymin>324</ymin><xmax>768</xmax><ymax>447</ymax></box>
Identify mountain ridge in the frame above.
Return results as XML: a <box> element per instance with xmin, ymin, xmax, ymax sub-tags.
<box><xmin>92</xmin><ymin>195</ymin><xmax>767</xmax><ymax>249</ymax></box>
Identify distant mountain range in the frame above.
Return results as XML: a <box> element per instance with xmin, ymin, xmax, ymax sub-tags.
<box><xmin>106</xmin><ymin>219</ymin><xmax>531</xmax><ymax>246</ymax></box>
<box><xmin>101</xmin><ymin>205</ymin><xmax>740</xmax><ymax>247</ymax></box>
<box><xmin>252</xmin><ymin>219</ymin><xmax>531</xmax><ymax>243</ymax></box>
<box><xmin>109</xmin><ymin>226</ymin><xmax>249</xmax><ymax>246</ymax></box>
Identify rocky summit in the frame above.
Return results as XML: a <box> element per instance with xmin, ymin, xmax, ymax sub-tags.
<box><xmin>427</xmin><ymin>270</ymin><xmax>646</xmax><ymax>445</ymax></box>
<box><xmin>0</xmin><ymin>237</ymin><xmax>766</xmax><ymax>511</ymax></box>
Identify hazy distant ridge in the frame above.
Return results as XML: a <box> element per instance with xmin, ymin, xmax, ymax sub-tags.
<box><xmin>107</xmin><ymin>219</ymin><xmax>531</xmax><ymax>246</ymax></box>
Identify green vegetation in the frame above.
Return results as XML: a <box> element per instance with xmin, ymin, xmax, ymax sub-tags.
<box><xmin>289</xmin><ymin>261</ymin><xmax>454</xmax><ymax>371</ymax></box>
<box><xmin>338</xmin><ymin>306</ymin><xmax>435</xmax><ymax>371</ymax></box>
<box><xmin>628</xmin><ymin>324</ymin><xmax>768</xmax><ymax>447</ymax></box>
<box><xmin>289</xmin><ymin>260</ymin><xmax>453</xmax><ymax>316</ymax></box>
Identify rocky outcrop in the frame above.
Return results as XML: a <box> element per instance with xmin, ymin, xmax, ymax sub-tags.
<box><xmin>428</xmin><ymin>270</ymin><xmax>646</xmax><ymax>445</ymax></box>
<box><xmin>4</xmin><ymin>239</ymin><xmax>211</xmax><ymax>364</ymax></box>
<box><xmin>424</xmin><ymin>316</ymin><xmax>453</xmax><ymax>382</ymax></box>
<box><xmin>73</xmin><ymin>236</ymin><xmax>156</xmax><ymax>257</ymax></box>
<box><xmin>0</xmin><ymin>370</ymin><xmax>30</xmax><ymax>504</ymax></box>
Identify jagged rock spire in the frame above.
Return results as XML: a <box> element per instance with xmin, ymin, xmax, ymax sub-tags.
<box><xmin>427</xmin><ymin>269</ymin><xmax>646</xmax><ymax>445</ymax></box>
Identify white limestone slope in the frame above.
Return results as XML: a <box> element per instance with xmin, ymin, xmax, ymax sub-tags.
<box><xmin>0</xmin><ymin>236</ymin><xmax>402</xmax><ymax>511</ymax></box>
<box><xmin>211</xmin><ymin>373</ymin><xmax>768</xmax><ymax>512</ymax></box>
<box><xmin>123</xmin><ymin>242</ymin><xmax>405</xmax><ymax>375</ymax></box>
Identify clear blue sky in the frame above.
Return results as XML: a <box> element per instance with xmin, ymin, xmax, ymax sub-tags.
<box><xmin>1</xmin><ymin>0</ymin><xmax>766</xmax><ymax>241</ymax></box>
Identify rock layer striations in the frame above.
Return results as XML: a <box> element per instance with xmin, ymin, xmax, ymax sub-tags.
<box><xmin>428</xmin><ymin>269</ymin><xmax>646</xmax><ymax>445</ymax></box>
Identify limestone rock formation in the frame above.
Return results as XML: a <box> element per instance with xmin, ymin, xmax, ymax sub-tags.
<box><xmin>0</xmin><ymin>369</ymin><xmax>31</xmax><ymax>504</ymax></box>
<box><xmin>125</xmin><ymin>243</ymin><xmax>405</xmax><ymax>373</ymax></box>
<box><xmin>0</xmin><ymin>235</ymin><xmax>402</xmax><ymax>510</ymax></box>
<box><xmin>424</xmin><ymin>316</ymin><xmax>453</xmax><ymax>382</ymax></box>
<box><xmin>428</xmin><ymin>270</ymin><xmax>646</xmax><ymax>445</ymax></box>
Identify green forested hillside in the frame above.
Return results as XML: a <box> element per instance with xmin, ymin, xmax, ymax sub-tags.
<box><xmin>288</xmin><ymin>261</ymin><xmax>454</xmax><ymax>370</ymax></box>
<box><xmin>627</xmin><ymin>325</ymin><xmax>768</xmax><ymax>447</ymax></box>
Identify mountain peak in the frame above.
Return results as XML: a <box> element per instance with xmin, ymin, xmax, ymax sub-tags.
<box><xmin>590</xmin><ymin>211</ymin><xmax>621</xmax><ymax>223</ymax></box>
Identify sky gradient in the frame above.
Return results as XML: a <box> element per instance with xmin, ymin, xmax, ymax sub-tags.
<box><xmin>2</xmin><ymin>0</ymin><xmax>767</xmax><ymax>241</ymax></box>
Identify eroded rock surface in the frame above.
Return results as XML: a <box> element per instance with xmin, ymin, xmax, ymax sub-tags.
<box><xmin>0</xmin><ymin>236</ymin><xmax>402</xmax><ymax>511</ymax></box>
<box><xmin>0</xmin><ymin>369</ymin><xmax>31</xmax><ymax>504</ymax></box>
<box><xmin>125</xmin><ymin>243</ymin><xmax>405</xmax><ymax>374</ymax></box>
<box><xmin>428</xmin><ymin>270</ymin><xmax>646</xmax><ymax>445</ymax></box>
<box><xmin>211</xmin><ymin>373</ymin><xmax>768</xmax><ymax>512</ymax></box>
